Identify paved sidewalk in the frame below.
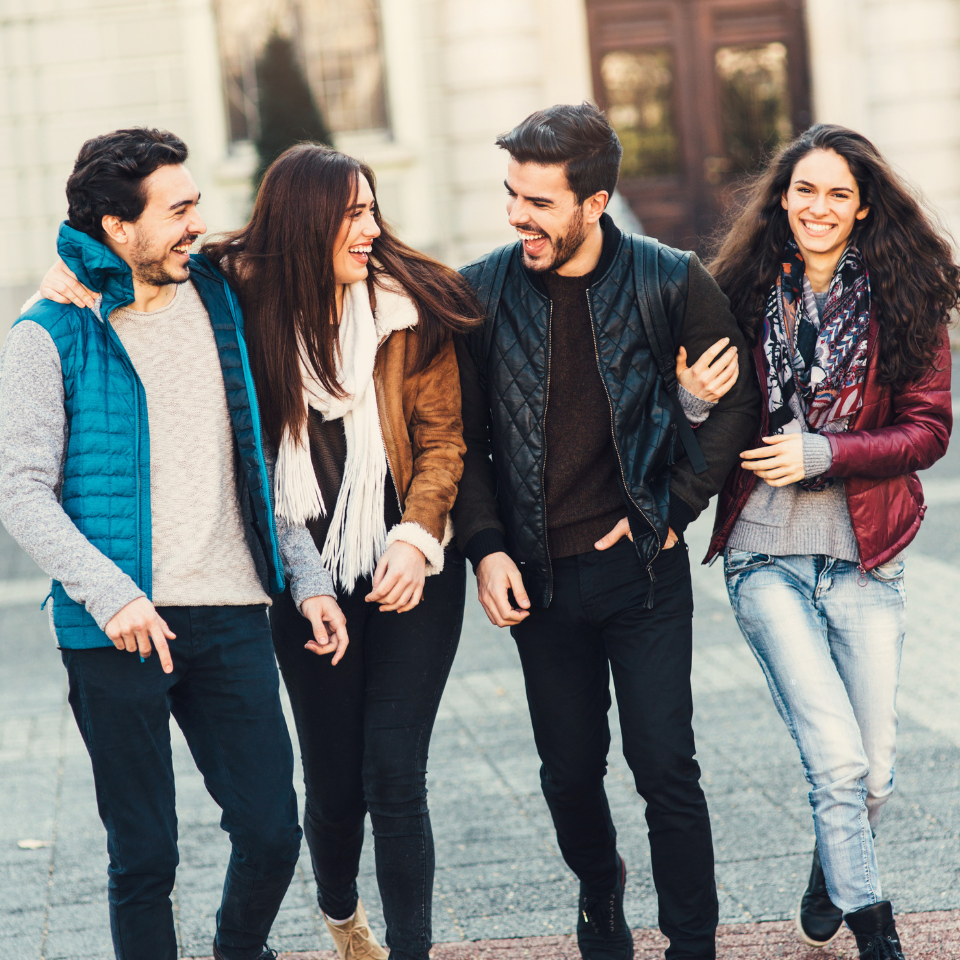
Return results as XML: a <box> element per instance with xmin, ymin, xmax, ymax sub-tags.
<box><xmin>3</xmin><ymin>467</ymin><xmax>960</xmax><ymax>957</ymax></box>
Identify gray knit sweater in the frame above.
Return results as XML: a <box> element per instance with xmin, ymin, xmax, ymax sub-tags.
<box><xmin>727</xmin><ymin>287</ymin><xmax>859</xmax><ymax>562</ymax></box>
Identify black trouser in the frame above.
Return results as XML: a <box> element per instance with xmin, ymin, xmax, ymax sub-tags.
<box><xmin>271</xmin><ymin>550</ymin><xmax>466</xmax><ymax>960</ymax></box>
<box><xmin>511</xmin><ymin>538</ymin><xmax>718</xmax><ymax>960</ymax></box>
<box><xmin>61</xmin><ymin>606</ymin><xmax>301</xmax><ymax>960</ymax></box>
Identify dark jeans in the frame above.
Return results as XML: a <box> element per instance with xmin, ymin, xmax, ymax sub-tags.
<box><xmin>61</xmin><ymin>605</ymin><xmax>301</xmax><ymax>960</ymax></box>
<box><xmin>511</xmin><ymin>538</ymin><xmax>718</xmax><ymax>960</ymax></box>
<box><xmin>271</xmin><ymin>550</ymin><xmax>465</xmax><ymax>960</ymax></box>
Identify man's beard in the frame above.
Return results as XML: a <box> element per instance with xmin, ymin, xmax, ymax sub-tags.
<box><xmin>130</xmin><ymin>234</ymin><xmax>196</xmax><ymax>286</ymax></box>
<box><xmin>523</xmin><ymin>207</ymin><xmax>588</xmax><ymax>273</ymax></box>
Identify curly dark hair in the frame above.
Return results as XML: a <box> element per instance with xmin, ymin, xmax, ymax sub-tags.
<box><xmin>66</xmin><ymin>128</ymin><xmax>188</xmax><ymax>242</ymax></box>
<box><xmin>708</xmin><ymin>123</ymin><xmax>960</xmax><ymax>387</ymax></box>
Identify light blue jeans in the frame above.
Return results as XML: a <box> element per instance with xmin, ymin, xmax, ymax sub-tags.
<box><xmin>724</xmin><ymin>551</ymin><xmax>906</xmax><ymax>914</ymax></box>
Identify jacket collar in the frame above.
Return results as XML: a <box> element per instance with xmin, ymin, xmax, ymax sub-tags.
<box><xmin>56</xmin><ymin>222</ymin><xmax>136</xmax><ymax>319</ymax></box>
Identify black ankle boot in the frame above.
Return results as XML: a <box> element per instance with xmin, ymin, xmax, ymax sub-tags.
<box><xmin>844</xmin><ymin>901</ymin><xmax>905</xmax><ymax>959</ymax></box>
<box><xmin>796</xmin><ymin>844</ymin><xmax>843</xmax><ymax>946</ymax></box>
<box><xmin>576</xmin><ymin>854</ymin><xmax>634</xmax><ymax>959</ymax></box>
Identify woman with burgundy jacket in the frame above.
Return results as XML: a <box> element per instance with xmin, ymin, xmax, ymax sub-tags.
<box><xmin>705</xmin><ymin>125</ymin><xmax>958</xmax><ymax>960</ymax></box>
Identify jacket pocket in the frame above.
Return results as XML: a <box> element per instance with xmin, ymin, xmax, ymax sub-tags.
<box><xmin>869</xmin><ymin>557</ymin><xmax>905</xmax><ymax>582</ymax></box>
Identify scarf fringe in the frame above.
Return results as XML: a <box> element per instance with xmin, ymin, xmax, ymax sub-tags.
<box><xmin>274</xmin><ymin>278</ymin><xmax>419</xmax><ymax>591</ymax></box>
<box><xmin>275</xmin><ymin>425</ymin><xmax>325</xmax><ymax>523</ymax></box>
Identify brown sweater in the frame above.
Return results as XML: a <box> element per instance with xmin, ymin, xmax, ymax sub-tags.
<box><xmin>540</xmin><ymin>271</ymin><xmax>626</xmax><ymax>557</ymax></box>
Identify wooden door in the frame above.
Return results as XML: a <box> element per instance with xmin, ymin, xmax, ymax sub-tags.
<box><xmin>586</xmin><ymin>0</ymin><xmax>811</xmax><ymax>251</ymax></box>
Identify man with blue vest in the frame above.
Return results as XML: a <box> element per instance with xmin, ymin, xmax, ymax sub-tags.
<box><xmin>0</xmin><ymin>128</ymin><xmax>348</xmax><ymax>960</ymax></box>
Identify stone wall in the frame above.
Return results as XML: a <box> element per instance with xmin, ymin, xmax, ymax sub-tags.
<box><xmin>806</xmin><ymin>0</ymin><xmax>960</xmax><ymax>247</ymax></box>
<box><xmin>0</xmin><ymin>0</ymin><xmax>241</xmax><ymax>339</ymax></box>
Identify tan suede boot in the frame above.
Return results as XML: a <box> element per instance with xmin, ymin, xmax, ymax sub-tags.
<box><xmin>323</xmin><ymin>899</ymin><xmax>388</xmax><ymax>960</ymax></box>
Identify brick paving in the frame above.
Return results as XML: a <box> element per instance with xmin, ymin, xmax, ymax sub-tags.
<box><xmin>3</xmin><ymin>432</ymin><xmax>960</xmax><ymax>958</ymax></box>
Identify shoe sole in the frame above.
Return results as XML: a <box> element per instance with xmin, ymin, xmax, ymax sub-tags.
<box><xmin>795</xmin><ymin>897</ymin><xmax>843</xmax><ymax>948</ymax></box>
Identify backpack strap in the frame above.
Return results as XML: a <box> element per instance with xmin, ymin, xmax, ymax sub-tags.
<box><xmin>475</xmin><ymin>243</ymin><xmax>514</xmax><ymax>362</ymax></box>
<box><xmin>632</xmin><ymin>236</ymin><xmax>708</xmax><ymax>475</ymax></box>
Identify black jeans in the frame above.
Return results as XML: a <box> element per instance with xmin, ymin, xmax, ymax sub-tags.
<box><xmin>61</xmin><ymin>605</ymin><xmax>301</xmax><ymax>960</ymax></box>
<box><xmin>511</xmin><ymin>538</ymin><xmax>718</xmax><ymax>960</ymax></box>
<box><xmin>271</xmin><ymin>550</ymin><xmax>465</xmax><ymax>960</ymax></box>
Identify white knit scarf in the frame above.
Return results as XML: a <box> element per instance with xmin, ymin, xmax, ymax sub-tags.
<box><xmin>273</xmin><ymin>278</ymin><xmax>419</xmax><ymax>591</ymax></box>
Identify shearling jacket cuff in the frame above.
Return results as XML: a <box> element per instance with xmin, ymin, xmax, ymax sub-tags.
<box><xmin>385</xmin><ymin>522</ymin><xmax>446</xmax><ymax>576</ymax></box>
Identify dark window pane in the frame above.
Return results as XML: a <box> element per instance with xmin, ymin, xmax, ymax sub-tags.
<box><xmin>601</xmin><ymin>49</ymin><xmax>682</xmax><ymax>178</ymax></box>
<box><xmin>715</xmin><ymin>42</ymin><xmax>792</xmax><ymax>177</ymax></box>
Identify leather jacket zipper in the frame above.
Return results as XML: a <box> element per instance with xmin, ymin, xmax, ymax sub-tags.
<box><xmin>586</xmin><ymin>293</ymin><xmax>661</xmax><ymax>587</ymax></box>
<box><xmin>540</xmin><ymin>302</ymin><xmax>554</xmax><ymax>604</ymax></box>
<box><xmin>374</xmin><ymin>368</ymin><xmax>404</xmax><ymax>516</ymax></box>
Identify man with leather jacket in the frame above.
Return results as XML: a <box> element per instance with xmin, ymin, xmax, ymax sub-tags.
<box><xmin>451</xmin><ymin>104</ymin><xmax>759</xmax><ymax>960</ymax></box>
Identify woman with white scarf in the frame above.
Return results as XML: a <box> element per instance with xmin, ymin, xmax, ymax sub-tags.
<box><xmin>205</xmin><ymin>145</ymin><xmax>483</xmax><ymax>960</ymax></box>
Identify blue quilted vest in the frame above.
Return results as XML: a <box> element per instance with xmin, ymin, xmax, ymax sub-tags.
<box><xmin>16</xmin><ymin>223</ymin><xmax>285</xmax><ymax>648</ymax></box>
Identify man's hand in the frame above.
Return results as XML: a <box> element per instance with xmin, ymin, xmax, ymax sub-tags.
<box><xmin>740</xmin><ymin>434</ymin><xmax>805</xmax><ymax>486</ymax></box>
<box><xmin>676</xmin><ymin>337</ymin><xmax>739</xmax><ymax>403</ymax></box>
<box><xmin>40</xmin><ymin>259</ymin><xmax>98</xmax><ymax>309</ymax></box>
<box><xmin>366</xmin><ymin>541</ymin><xmax>426</xmax><ymax>613</ymax></box>
<box><xmin>476</xmin><ymin>552</ymin><xmax>530</xmax><ymax>627</ymax></box>
<box><xmin>301</xmin><ymin>595</ymin><xmax>349</xmax><ymax>665</ymax></box>
<box><xmin>104</xmin><ymin>597</ymin><xmax>176</xmax><ymax>673</ymax></box>
<box><xmin>595</xmin><ymin>517</ymin><xmax>678</xmax><ymax>551</ymax></box>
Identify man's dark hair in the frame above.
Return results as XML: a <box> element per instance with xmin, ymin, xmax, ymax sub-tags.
<box><xmin>66</xmin><ymin>128</ymin><xmax>189</xmax><ymax>241</ymax></box>
<box><xmin>495</xmin><ymin>102</ymin><xmax>622</xmax><ymax>203</ymax></box>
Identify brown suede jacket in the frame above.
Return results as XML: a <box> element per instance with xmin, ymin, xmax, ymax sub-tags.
<box><xmin>375</xmin><ymin>328</ymin><xmax>465</xmax><ymax>569</ymax></box>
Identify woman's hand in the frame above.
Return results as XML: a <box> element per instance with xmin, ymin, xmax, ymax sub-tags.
<box><xmin>740</xmin><ymin>434</ymin><xmax>805</xmax><ymax>486</ymax></box>
<box><xmin>300</xmin><ymin>595</ymin><xmax>349</xmax><ymax>664</ymax></box>
<box><xmin>676</xmin><ymin>338</ymin><xmax>739</xmax><ymax>403</ymax></box>
<box><xmin>40</xmin><ymin>259</ymin><xmax>98</xmax><ymax>309</ymax></box>
<box><xmin>366</xmin><ymin>541</ymin><xmax>426</xmax><ymax>613</ymax></box>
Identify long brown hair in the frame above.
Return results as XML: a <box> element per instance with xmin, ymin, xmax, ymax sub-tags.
<box><xmin>203</xmin><ymin>143</ymin><xmax>483</xmax><ymax>448</ymax></box>
<box><xmin>708</xmin><ymin>124</ymin><xmax>959</xmax><ymax>387</ymax></box>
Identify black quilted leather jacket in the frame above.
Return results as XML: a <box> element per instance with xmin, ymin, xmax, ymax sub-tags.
<box><xmin>457</xmin><ymin>227</ymin><xmax>696</xmax><ymax>607</ymax></box>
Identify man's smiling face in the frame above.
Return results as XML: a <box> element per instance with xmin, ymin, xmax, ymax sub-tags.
<box><xmin>121</xmin><ymin>163</ymin><xmax>206</xmax><ymax>286</ymax></box>
<box><xmin>505</xmin><ymin>159</ymin><xmax>590</xmax><ymax>273</ymax></box>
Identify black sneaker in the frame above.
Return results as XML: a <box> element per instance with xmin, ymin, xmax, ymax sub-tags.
<box><xmin>213</xmin><ymin>943</ymin><xmax>278</xmax><ymax>960</ymax></box>
<box><xmin>576</xmin><ymin>854</ymin><xmax>634</xmax><ymax>960</ymax></box>
<box><xmin>796</xmin><ymin>844</ymin><xmax>843</xmax><ymax>946</ymax></box>
<box><xmin>844</xmin><ymin>901</ymin><xmax>906</xmax><ymax>959</ymax></box>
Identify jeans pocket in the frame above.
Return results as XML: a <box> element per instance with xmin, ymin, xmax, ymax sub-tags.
<box><xmin>869</xmin><ymin>557</ymin><xmax>905</xmax><ymax>582</ymax></box>
<box><xmin>723</xmin><ymin>548</ymin><xmax>774</xmax><ymax>578</ymax></box>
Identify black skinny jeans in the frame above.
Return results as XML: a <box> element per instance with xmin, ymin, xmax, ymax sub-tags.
<box><xmin>271</xmin><ymin>551</ymin><xmax>465</xmax><ymax>960</ymax></box>
<box><xmin>511</xmin><ymin>538</ymin><xmax>718</xmax><ymax>960</ymax></box>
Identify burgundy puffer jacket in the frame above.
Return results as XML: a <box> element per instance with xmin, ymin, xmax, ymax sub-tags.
<box><xmin>708</xmin><ymin>313</ymin><xmax>952</xmax><ymax>570</ymax></box>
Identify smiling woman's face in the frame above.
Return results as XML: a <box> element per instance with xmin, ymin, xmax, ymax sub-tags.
<box><xmin>332</xmin><ymin>174</ymin><xmax>381</xmax><ymax>287</ymax></box>
<box><xmin>781</xmin><ymin>148</ymin><xmax>870</xmax><ymax>266</ymax></box>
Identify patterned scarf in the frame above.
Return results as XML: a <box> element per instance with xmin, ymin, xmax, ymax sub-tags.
<box><xmin>763</xmin><ymin>239</ymin><xmax>871</xmax><ymax>490</ymax></box>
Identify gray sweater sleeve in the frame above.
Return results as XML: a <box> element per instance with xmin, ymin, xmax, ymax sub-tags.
<box><xmin>0</xmin><ymin>321</ymin><xmax>146</xmax><ymax>629</ymax></box>
<box><xmin>275</xmin><ymin>514</ymin><xmax>336</xmax><ymax>608</ymax></box>
<box><xmin>677</xmin><ymin>383</ymin><xmax>716</xmax><ymax>425</ymax></box>
<box><xmin>803</xmin><ymin>432</ymin><xmax>833</xmax><ymax>478</ymax></box>
<box><xmin>260</xmin><ymin>443</ymin><xmax>336</xmax><ymax>608</ymax></box>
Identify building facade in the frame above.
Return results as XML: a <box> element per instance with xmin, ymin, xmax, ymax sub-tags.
<box><xmin>1</xmin><ymin>0</ymin><xmax>959</xmax><ymax>334</ymax></box>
